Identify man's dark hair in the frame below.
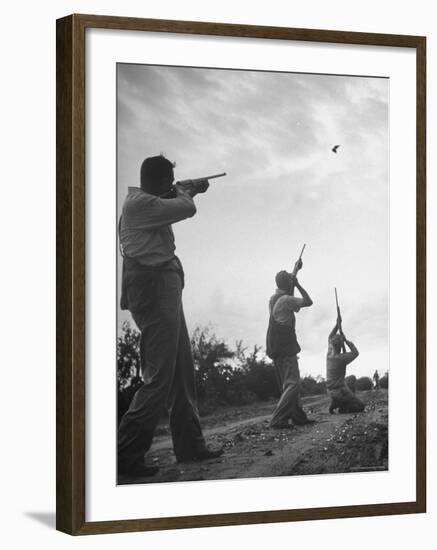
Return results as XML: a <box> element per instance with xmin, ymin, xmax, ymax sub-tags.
<box><xmin>140</xmin><ymin>155</ymin><xmax>174</xmax><ymax>191</ymax></box>
<box><xmin>275</xmin><ymin>270</ymin><xmax>292</xmax><ymax>292</ymax></box>
<box><xmin>330</xmin><ymin>333</ymin><xmax>345</xmax><ymax>353</ymax></box>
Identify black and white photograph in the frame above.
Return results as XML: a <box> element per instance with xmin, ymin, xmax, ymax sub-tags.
<box><xmin>1</xmin><ymin>0</ymin><xmax>432</xmax><ymax>543</ymax></box>
<box><xmin>116</xmin><ymin>62</ymin><xmax>389</xmax><ymax>485</ymax></box>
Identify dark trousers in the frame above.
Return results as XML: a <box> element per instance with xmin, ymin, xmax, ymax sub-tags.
<box><xmin>118</xmin><ymin>271</ymin><xmax>206</xmax><ymax>472</ymax></box>
<box><xmin>329</xmin><ymin>385</ymin><xmax>365</xmax><ymax>413</ymax></box>
<box><xmin>270</xmin><ymin>355</ymin><xmax>308</xmax><ymax>426</ymax></box>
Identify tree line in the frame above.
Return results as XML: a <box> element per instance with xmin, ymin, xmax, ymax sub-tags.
<box><xmin>117</xmin><ymin>321</ymin><xmax>388</xmax><ymax>421</ymax></box>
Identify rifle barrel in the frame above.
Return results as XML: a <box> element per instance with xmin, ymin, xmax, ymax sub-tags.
<box><xmin>335</xmin><ymin>288</ymin><xmax>346</xmax><ymax>350</ymax></box>
<box><xmin>291</xmin><ymin>243</ymin><xmax>306</xmax><ymax>277</ymax></box>
<box><xmin>176</xmin><ymin>173</ymin><xmax>227</xmax><ymax>185</ymax></box>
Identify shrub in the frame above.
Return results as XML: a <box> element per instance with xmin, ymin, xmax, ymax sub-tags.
<box><xmin>118</xmin><ymin>376</ymin><xmax>143</xmax><ymax>423</ymax></box>
<box><xmin>355</xmin><ymin>376</ymin><xmax>373</xmax><ymax>391</ymax></box>
<box><xmin>117</xmin><ymin>321</ymin><xmax>142</xmax><ymax>423</ymax></box>
<box><xmin>301</xmin><ymin>375</ymin><xmax>327</xmax><ymax>396</ymax></box>
<box><xmin>379</xmin><ymin>373</ymin><xmax>389</xmax><ymax>389</ymax></box>
<box><xmin>244</xmin><ymin>360</ymin><xmax>279</xmax><ymax>401</ymax></box>
<box><xmin>117</xmin><ymin>323</ymin><xmax>329</xmax><ymax>415</ymax></box>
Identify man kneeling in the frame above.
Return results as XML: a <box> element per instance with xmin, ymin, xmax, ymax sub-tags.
<box><xmin>326</xmin><ymin>317</ymin><xmax>365</xmax><ymax>414</ymax></box>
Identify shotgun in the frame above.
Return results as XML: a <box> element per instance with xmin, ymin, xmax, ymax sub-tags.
<box><xmin>335</xmin><ymin>287</ymin><xmax>347</xmax><ymax>353</ymax></box>
<box><xmin>290</xmin><ymin>244</ymin><xmax>306</xmax><ymax>296</ymax></box>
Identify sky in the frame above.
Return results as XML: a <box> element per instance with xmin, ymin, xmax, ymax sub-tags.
<box><xmin>117</xmin><ymin>63</ymin><xmax>389</xmax><ymax>379</ymax></box>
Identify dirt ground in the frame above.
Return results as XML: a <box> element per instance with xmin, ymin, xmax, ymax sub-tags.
<box><xmin>118</xmin><ymin>389</ymin><xmax>388</xmax><ymax>485</ymax></box>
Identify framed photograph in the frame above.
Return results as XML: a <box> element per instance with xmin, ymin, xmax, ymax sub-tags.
<box><xmin>56</xmin><ymin>14</ymin><xmax>426</xmax><ymax>535</ymax></box>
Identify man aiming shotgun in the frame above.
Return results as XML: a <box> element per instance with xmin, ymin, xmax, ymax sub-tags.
<box><xmin>326</xmin><ymin>289</ymin><xmax>364</xmax><ymax>414</ymax></box>
<box><xmin>117</xmin><ymin>155</ymin><xmax>224</xmax><ymax>478</ymax></box>
<box><xmin>266</xmin><ymin>245</ymin><xmax>316</xmax><ymax>428</ymax></box>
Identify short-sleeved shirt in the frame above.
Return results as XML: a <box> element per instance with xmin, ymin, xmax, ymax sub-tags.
<box><xmin>119</xmin><ymin>187</ymin><xmax>196</xmax><ymax>266</ymax></box>
<box><xmin>269</xmin><ymin>289</ymin><xmax>304</xmax><ymax>326</ymax></box>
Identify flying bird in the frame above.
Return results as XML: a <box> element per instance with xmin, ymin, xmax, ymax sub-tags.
<box><xmin>332</xmin><ymin>145</ymin><xmax>341</xmax><ymax>154</ymax></box>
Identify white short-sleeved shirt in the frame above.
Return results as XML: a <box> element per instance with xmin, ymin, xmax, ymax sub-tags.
<box><xmin>269</xmin><ymin>290</ymin><xmax>304</xmax><ymax>326</ymax></box>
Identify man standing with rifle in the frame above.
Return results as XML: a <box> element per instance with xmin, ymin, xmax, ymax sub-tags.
<box><xmin>326</xmin><ymin>289</ymin><xmax>364</xmax><ymax>414</ymax></box>
<box><xmin>267</xmin><ymin>246</ymin><xmax>316</xmax><ymax>428</ymax></box>
<box><xmin>117</xmin><ymin>154</ymin><xmax>224</xmax><ymax>478</ymax></box>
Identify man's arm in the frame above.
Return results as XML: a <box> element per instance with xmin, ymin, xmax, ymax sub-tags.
<box><xmin>342</xmin><ymin>337</ymin><xmax>359</xmax><ymax>364</ymax></box>
<box><xmin>176</xmin><ymin>178</ymin><xmax>209</xmax><ymax>198</ymax></box>
<box><xmin>293</xmin><ymin>278</ymin><xmax>313</xmax><ymax>308</ymax></box>
<box><xmin>131</xmin><ymin>187</ymin><xmax>197</xmax><ymax>230</ymax></box>
<box><xmin>328</xmin><ymin>318</ymin><xmax>340</xmax><ymax>341</ymax></box>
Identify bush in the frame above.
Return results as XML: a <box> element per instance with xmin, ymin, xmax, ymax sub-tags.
<box><xmin>301</xmin><ymin>375</ymin><xmax>327</xmax><ymax>397</ymax></box>
<box><xmin>117</xmin><ymin>323</ymin><xmax>329</xmax><ymax>415</ymax></box>
<box><xmin>117</xmin><ymin>321</ymin><xmax>141</xmax><ymax>385</ymax></box>
<box><xmin>191</xmin><ymin>326</ymin><xmax>243</xmax><ymax>406</ymax></box>
<box><xmin>379</xmin><ymin>373</ymin><xmax>389</xmax><ymax>389</ymax></box>
<box><xmin>244</xmin><ymin>361</ymin><xmax>279</xmax><ymax>401</ymax></box>
<box><xmin>118</xmin><ymin>376</ymin><xmax>143</xmax><ymax>423</ymax></box>
<box><xmin>242</xmin><ymin>347</ymin><xmax>280</xmax><ymax>401</ymax></box>
<box><xmin>117</xmin><ymin>321</ymin><xmax>142</xmax><ymax>423</ymax></box>
<box><xmin>355</xmin><ymin>376</ymin><xmax>373</xmax><ymax>391</ymax></box>
<box><xmin>345</xmin><ymin>374</ymin><xmax>357</xmax><ymax>393</ymax></box>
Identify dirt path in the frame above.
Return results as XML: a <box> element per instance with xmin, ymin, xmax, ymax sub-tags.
<box><xmin>118</xmin><ymin>390</ymin><xmax>388</xmax><ymax>485</ymax></box>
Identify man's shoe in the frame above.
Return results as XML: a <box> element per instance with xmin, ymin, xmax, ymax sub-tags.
<box><xmin>177</xmin><ymin>447</ymin><xmax>224</xmax><ymax>463</ymax></box>
<box><xmin>329</xmin><ymin>399</ymin><xmax>339</xmax><ymax>414</ymax></box>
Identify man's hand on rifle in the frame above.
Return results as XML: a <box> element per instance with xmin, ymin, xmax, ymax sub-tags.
<box><xmin>192</xmin><ymin>178</ymin><xmax>210</xmax><ymax>195</ymax></box>
<box><xmin>294</xmin><ymin>258</ymin><xmax>303</xmax><ymax>273</ymax></box>
<box><xmin>176</xmin><ymin>179</ymin><xmax>210</xmax><ymax>197</ymax></box>
<box><xmin>291</xmin><ymin>275</ymin><xmax>313</xmax><ymax>307</ymax></box>
<box><xmin>344</xmin><ymin>338</ymin><xmax>359</xmax><ymax>357</ymax></box>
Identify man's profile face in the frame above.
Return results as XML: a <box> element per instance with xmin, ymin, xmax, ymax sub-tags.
<box><xmin>282</xmin><ymin>274</ymin><xmax>293</xmax><ymax>294</ymax></box>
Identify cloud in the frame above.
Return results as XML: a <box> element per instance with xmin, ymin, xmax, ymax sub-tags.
<box><xmin>117</xmin><ymin>64</ymin><xmax>389</xmax><ymax>378</ymax></box>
